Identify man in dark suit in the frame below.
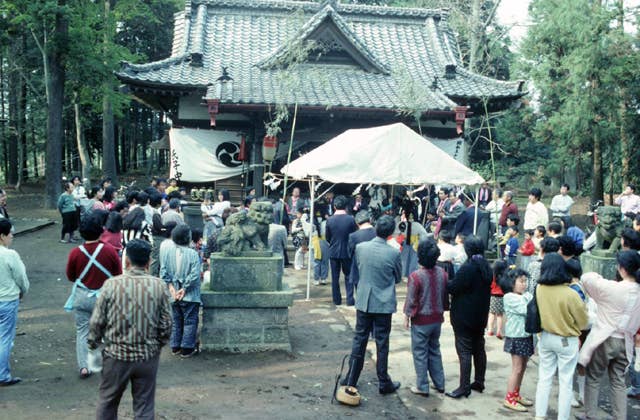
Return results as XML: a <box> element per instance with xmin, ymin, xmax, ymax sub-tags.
<box><xmin>326</xmin><ymin>195</ymin><xmax>357</xmax><ymax>305</ymax></box>
<box><xmin>347</xmin><ymin>210</ymin><xmax>376</xmax><ymax>305</ymax></box>
<box><xmin>343</xmin><ymin>215</ymin><xmax>402</xmax><ymax>395</ymax></box>
<box><xmin>455</xmin><ymin>193</ymin><xmax>478</xmax><ymax>237</ymax></box>
<box><xmin>319</xmin><ymin>191</ymin><xmax>335</xmax><ymax>220</ymax></box>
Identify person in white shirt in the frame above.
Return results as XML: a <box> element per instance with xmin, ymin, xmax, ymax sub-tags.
<box><xmin>524</xmin><ymin>188</ymin><xmax>549</xmax><ymax>231</ymax></box>
<box><xmin>614</xmin><ymin>184</ymin><xmax>640</xmax><ymax>217</ymax></box>
<box><xmin>485</xmin><ymin>188</ymin><xmax>504</xmax><ymax>249</ymax></box>
<box><xmin>550</xmin><ymin>183</ymin><xmax>574</xmax><ymax>218</ymax></box>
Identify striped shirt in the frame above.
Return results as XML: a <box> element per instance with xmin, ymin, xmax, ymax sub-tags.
<box><xmin>88</xmin><ymin>268</ymin><xmax>172</xmax><ymax>362</ymax></box>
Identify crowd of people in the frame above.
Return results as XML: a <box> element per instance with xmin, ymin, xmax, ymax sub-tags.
<box><xmin>332</xmin><ymin>182</ymin><xmax>640</xmax><ymax>420</ymax></box>
<box><xmin>2</xmin><ymin>175</ymin><xmax>640</xmax><ymax>420</ymax></box>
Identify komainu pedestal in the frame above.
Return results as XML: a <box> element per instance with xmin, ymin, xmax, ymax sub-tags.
<box><xmin>200</xmin><ymin>251</ymin><xmax>293</xmax><ymax>352</ymax></box>
<box><xmin>580</xmin><ymin>206</ymin><xmax>623</xmax><ymax>280</ymax></box>
<box><xmin>580</xmin><ymin>252</ymin><xmax>618</xmax><ymax>281</ymax></box>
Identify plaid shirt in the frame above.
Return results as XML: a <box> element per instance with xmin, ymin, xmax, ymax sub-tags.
<box><xmin>88</xmin><ymin>268</ymin><xmax>172</xmax><ymax>362</ymax></box>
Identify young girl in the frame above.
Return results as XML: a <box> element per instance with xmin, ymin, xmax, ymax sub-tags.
<box><xmin>100</xmin><ymin>211</ymin><xmax>123</xmax><ymax>254</ymax></box>
<box><xmin>488</xmin><ymin>260</ymin><xmax>508</xmax><ymax>338</ymax></box>
<box><xmin>501</xmin><ymin>268</ymin><xmax>534</xmax><ymax>412</ymax></box>
<box><xmin>518</xmin><ymin>229</ymin><xmax>535</xmax><ymax>271</ymax></box>
<box><xmin>58</xmin><ymin>181</ymin><xmax>77</xmax><ymax>243</ymax></box>
<box><xmin>532</xmin><ymin>225</ymin><xmax>546</xmax><ymax>253</ymax></box>
<box><xmin>452</xmin><ymin>233</ymin><xmax>467</xmax><ymax>274</ymax></box>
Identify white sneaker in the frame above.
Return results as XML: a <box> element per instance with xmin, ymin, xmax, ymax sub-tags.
<box><xmin>320</xmin><ymin>279</ymin><xmax>327</xmax><ymax>285</ymax></box>
<box><xmin>313</xmin><ymin>280</ymin><xmax>320</xmax><ymax>286</ymax></box>
<box><xmin>571</xmin><ymin>395</ymin><xmax>582</xmax><ymax>408</ymax></box>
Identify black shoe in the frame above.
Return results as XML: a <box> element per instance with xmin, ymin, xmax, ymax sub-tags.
<box><xmin>470</xmin><ymin>382</ymin><xmax>485</xmax><ymax>393</ymax></box>
<box><xmin>171</xmin><ymin>347</ymin><xmax>181</xmax><ymax>356</ymax></box>
<box><xmin>430</xmin><ymin>384</ymin><xmax>445</xmax><ymax>394</ymax></box>
<box><xmin>379</xmin><ymin>381</ymin><xmax>401</xmax><ymax>395</ymax></box>
<box><xmin>180</xmin><ymin>348</ymin><xmax>199</xmax><ymax>358</ymax></box>
<box><xmin>445</xmin><ymin>387</ymin><xmax>470</xmax><ymax>399</ymax></box>
<box><xmin>0</xmin><ymin>377</ymin><xmax>21</xmax><ymax>387</ymax></box>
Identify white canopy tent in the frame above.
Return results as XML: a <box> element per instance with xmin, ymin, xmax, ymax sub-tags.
<box><xmin>282</xmin><ymin>123</ymin><xmax>484</xmax><ymax>185</ymax></box>
<box><xmin>280</xmin><ymin>122</ymin><xmax>485</xmax><ymax>300</ymax></box>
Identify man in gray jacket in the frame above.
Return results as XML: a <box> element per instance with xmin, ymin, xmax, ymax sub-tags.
<box><xmin>342</xmin><ymin>215</ymin><xmax>402</xmax><ymax>395</ymax></box>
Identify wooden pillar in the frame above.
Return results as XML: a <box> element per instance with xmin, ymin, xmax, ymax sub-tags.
<box><xmin>252</xmin><ymin>118</ymin><xmax>264</xmax><ymax>196</ymax></box>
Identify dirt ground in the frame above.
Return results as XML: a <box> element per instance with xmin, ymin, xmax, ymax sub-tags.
<box><xmin>0</xmin><ymin>187</ymin><xmax>418</xmax><ymax>420</ymax></box>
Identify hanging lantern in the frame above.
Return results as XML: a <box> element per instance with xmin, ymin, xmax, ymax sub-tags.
<box><xmin>238</xmin><ymin>135</ymin><xmax>247</xmax><ymax>161</ymax></box>
<box><xmin>454</xmin><ymin>106</ymin><xmax>467</xmax><ymax>135</ymax></box>
<box><xmin>262</xmin><ymin>135</ymin><xmax>278</xmax><ymax>162</ymax></box>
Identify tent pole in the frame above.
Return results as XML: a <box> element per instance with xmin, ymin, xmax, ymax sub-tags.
<box><xmin>473</xmin><ymin>186</ymin><xmax>479</xmax><ymax>235</ymax></box>
<box><xmin>306</xmin><ymin>176</ymin><xmax>315</xmax><ymax>301</ymax></box>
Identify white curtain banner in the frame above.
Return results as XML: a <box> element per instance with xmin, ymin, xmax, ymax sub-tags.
<box><xmin>428</xmin><ymin>137</ymin><xmax>466</xmax><ymax>165</ymax></box>
<box><xmin>169</xmin><ymin>128</ymin><xmax>245</xmax><ymax>182</ymax></box>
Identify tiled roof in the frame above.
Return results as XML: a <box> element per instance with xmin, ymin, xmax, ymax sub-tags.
<box><xmin>117</xmin><ymin>0</ymin><xmax>524</xmax><ymax>111</ymax></box>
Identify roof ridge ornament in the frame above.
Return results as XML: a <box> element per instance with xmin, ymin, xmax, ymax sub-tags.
<box><xmin>320</xmin><ymin>0</ymin><xmax>337</xmax><ymax>9</ymax></box>
<box><xmin>256</xmin><ymin>2</ymin><xmax>390</xmax><ymax>74</ymax></box>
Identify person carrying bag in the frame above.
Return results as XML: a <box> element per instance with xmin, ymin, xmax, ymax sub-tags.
<box><xmin>64</xmin><ymin>217</ymin><xmax>121</xmax><ymax>378</ymax></box>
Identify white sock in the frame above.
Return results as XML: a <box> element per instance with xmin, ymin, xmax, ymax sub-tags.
<box><xmin>635</xmin><ymin>347</ymin><xmax>640</xmax><ymax>371</ymax></box>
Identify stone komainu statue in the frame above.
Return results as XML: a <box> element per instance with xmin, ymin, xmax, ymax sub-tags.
<box><xmin>217</xmin><ymin>201</ymin><xmax>274</xmax><ymax>256</ymax></box>
<box><xmin>247</xmin><ymin>201</ymin><xmax>273</xmax><ymax>246</ymax></box>
<box><xmin>594</xmin><ymin>206</ymin><xmax>623</xmax><ymax>254</ymax></box>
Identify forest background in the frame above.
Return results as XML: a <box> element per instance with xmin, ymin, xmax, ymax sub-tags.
<box><xmin>1</xmin><ymin>0</ymin><xmax>638</xmax><ymax>207</ymax></box>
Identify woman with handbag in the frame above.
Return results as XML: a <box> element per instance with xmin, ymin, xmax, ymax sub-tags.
<box><xmin>534</xmin><ymin>253</ymin><xmax>588</xmax><ymax>420</ymax></box>
<box><xmin>65</xmin><ymin>215</ymin><xmax>121</xmax><ymax>378</ymax></box>
<box><xmin>445</xmin><ymin>235</ymin><xmax>492</xmax><ymax>399</ymax></box>
<box><xmin>577</xmin><ymin>250</ymin><xmax>640</xmax><ymax>420</ymax></box>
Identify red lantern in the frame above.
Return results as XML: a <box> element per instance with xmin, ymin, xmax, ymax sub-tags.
<box><xmin>454</xmin><ymin>106</ymin><xmax>467</xmax><ymax>135</ymax></box>
<box><xmin>262</xmin><ymin>135</ymin><xmax>278</xmax><ymax>162</ymax></box>
<box><xmin>238</xmin><ymin>135</ymin><xmax>247</xmax><ymax>161</ymax></box>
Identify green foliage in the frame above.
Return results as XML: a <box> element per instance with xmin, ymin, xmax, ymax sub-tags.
<box><xmin>518</xmin><ymin>0</ymin><xmax>640</xmax><ymax>197</ymax></box>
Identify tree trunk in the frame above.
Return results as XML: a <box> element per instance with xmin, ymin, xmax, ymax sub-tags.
<box><xmin>44</xmin><ymin>1</ymin><xmax>67</xmax><ymax>209</ymax></box>
<box><xmin>592</xmin><ymin>126</ymin><xmax>604</xmax><ymax>204</ymax></box>
<box><xmin>31</xmin><ymin>117</ymin><xmax>38</xmax><ymax>178</ymax></box>
<box><xmin>16</xmin><ymin>59</ymin><xmax>27</xmax><ymax>190</ymax></box>
<box><xmin>617</xmin><ymin>1</ymin><xmax>630</xmax><ymax>187</ymax></box>
<box><xmin>0</xmin><ymin>56</ymin><xmax>7</xmax><ymax>182</ymax></box>
<box><xmin>74</xmin><ymin>100</ymin><xmax>92</xmax><ymax>183</ymax></box>
<box><xmin>101</xmin><ymin>0</ymin><xmax>118</xmax><ymax>184</ymax></box>
<box><xmin>468</xmin><ymin>0</ymin><xmax>481</xmax><ymax>72</ymax></box>
<box><xmin>7</xmin><ymin>43</ymin><xmax>19</xmax><ymax>185</ymax></box>
<box><xmin>19</xmin><ymin>33</ymin><xmax>28</xmax><ymax>183</ymax></box>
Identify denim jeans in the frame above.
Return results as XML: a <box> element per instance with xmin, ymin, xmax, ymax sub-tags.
<box><xmin>629</xmin><ymin>356</ymin><xmax>640</xmax><ymax>395</ymax></box>
<box><xmin>74</xmin><ymin>288</ymin><xmax>98</xmax><ymax>370</ymax></box>
<box><xmin>0</xmin><ymin>299</ymin><xmax>19</xmax><ymax>382</ymax></box>
<box><xmin>313</xmin><ymin>258</ymin><xmax>328</xmax><ymax>281</ymax></box>
<box><xmin>411</xmin><ymin>323</ymin><xmax>445</xmax><ymax>392</ymax></box>
<box><xmin>535</xmin><ymin>331</ymin><xmax>579</xmax><ymax>420</ymax></box>
<box><xmin>170</xmin><ymin>301</ymin><xmax>199</xmax><ymax>350</ymax></box>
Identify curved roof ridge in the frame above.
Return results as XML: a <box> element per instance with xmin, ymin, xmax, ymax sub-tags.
<box><xmin>256</xmin><ymin>3</ymin><xmax>390</xmax><ymax>74</ymax></box>
<box><xmin>455</xmin><ymin>66</ymin><xmax>525</xmax><ymax>89</ymax></box>
<box><xmin>120</xmin><ymin>54</ymin><xmax>191</xmax><ymax>73</ymax></box>
<box><xmin>191</xmin><ymin>0</ymin><xmax>448</xmax><ymax>19</ymax></box>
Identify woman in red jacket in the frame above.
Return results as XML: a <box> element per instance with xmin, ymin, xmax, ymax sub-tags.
<box><xmin>65</xmin><ymin>216</ymin><xmax>121</xmax><ymax>378</ymax></box>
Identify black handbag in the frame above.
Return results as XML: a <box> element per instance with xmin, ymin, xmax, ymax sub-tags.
<box><xmin>525</xmin><ymin>287</ymin><xmax>542</xmax><ymax>334</ymax></box>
